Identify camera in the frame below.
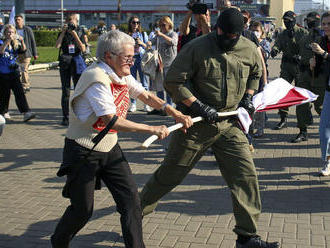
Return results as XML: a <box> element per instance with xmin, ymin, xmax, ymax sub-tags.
<box><xmin>67</xmin><ymin>22</ymin><xmax>76</xmax><ymax>31</ymax></box>
<box><xmin>132</xmin><ymin>32</ymin><xmax>139</xmax><ymax>43</ymax></box>
<box><xmin>97</xmin><ymin>25</ymin><xmax>107</xmax><ymax>35</ymax></box>
<box><xmin>186</xmin><ymin>0</ymin><xmax>213</xmax><ymax>15</ymax></box>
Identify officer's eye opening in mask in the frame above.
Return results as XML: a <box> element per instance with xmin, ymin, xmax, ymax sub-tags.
<box><xmin>216</xmin><ymin>8</ymin><xmax>244</xmax><ymax>51</ymax></box>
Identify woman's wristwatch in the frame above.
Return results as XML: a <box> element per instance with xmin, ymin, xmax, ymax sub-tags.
<box><xmin>322</xmin><ymin>51</ymin><xmax>328</xmax><ymax>59</ymax></box>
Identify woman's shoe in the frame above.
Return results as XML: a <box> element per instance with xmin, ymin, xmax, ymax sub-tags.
<box><xmin>23</xmin><ymin>112</ymin><xmax>36</xmax><ymax>122</ymax></box>
<box><xmin>253</xmin><ymin>129</ymin><xmax>264</xmax><ymax>138</ymax></box>
<box><xmin>3</xmin><ymin>112</ymin><xmax>11</xmax><ymax>120</ymax></box>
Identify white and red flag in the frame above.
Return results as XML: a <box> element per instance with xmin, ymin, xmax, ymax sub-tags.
<box><xmin>253</xmin><ymin>78</ymin><xmax>318</xmax><ymax>112</ymax></box>
<box><xmin>238</xmin><ymin>78</ymin><xmax>318</xmax><ymax>133</ymax></box>
<box><xmin>141</xmin><ymin>78</ymin><xmax>318</xmax><ymax>148</ymax></box>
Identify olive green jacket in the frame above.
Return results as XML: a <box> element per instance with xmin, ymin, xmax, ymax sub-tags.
<box><xmin>164</xmin><ymin>32</ymin><xmax>262</xmax><ymax>112</ymax></box>
<box><xmin>272</xmin><ymin>25</ymin><xmax>308</xmax><ymax>62</ymax></box>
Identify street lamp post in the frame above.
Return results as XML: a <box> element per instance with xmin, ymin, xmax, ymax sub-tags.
<box><xmin>117</xmin><ymin>0</ymin><xmax>121</xmax><ymax>27</ymax></box>
<box><xmin>61</xmin><ymin>0</ymin><xmax>64</xmax><ymax>27</ymax></box>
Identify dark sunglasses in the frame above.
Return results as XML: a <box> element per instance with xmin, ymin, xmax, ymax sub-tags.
<box><xmin>131</xmin><ymin>21</ymin><xmax>140</xmax><ymax>25</ymax></box>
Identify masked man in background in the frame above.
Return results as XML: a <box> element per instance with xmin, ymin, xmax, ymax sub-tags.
<box><xmin>270</xmin><ymin>11</ymin><xmax>308</xmax><ymax>130</ymax></box>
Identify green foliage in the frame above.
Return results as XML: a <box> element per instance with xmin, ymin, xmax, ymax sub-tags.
<box><xmin>33</xmin><ymin>30</ymin><xmax>59</xmax><ymax>47</ymax></box>
<box><xmin>36</xmin><ymin>46</ymin><xmax>59</xmax><ymax>63</ymax></box>
<box><xmin>88</xmin><ymin>33</ymin><xmax>99</xmax><ymax>42</ymax></box>
<box><xmin>118</xmin><ymin>23</ymin><xmax>128</xmax><ymax>33</ymax></box>
<box><xmin>35</xmin><ymin>41</ymin><xmax>97</xmax><ymax>64</ymax></box>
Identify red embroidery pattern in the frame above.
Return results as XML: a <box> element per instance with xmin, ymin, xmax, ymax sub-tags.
<box><xmin>93</xmin><ymin>82</ymin><xmax>130</xmax><ymax>133</ymax></box>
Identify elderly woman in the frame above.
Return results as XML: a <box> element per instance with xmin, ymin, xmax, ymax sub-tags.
<box><xmin>50</xmin><ymin>30</ymin><xmax>192</xmax><ymax>248</ymax></box>
<box><xmin>310</xmin><ymin>12</ymin><xmax>330</xmax><ymax>176</ymax></box>
<box><xmin>0</xmin><ymin>24</ymin><xmax>35</xmax><ymax>122</ymax></box>
<box><xmin>148</xmin><ymin>16</ymin><xmax>178</xmax><ymax>115</ymax></box>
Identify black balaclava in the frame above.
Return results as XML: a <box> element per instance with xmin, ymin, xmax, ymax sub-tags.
<box><xmin>216</xmin><ymin>8</ymin><xmax>244</xmax><ymax>51</ymax></box>
<box><xmin>284</xmin><ymin>19</ymin><xmax>296</xmax><ymax>31</ymax></box>
<box><xmin>306</xmin><ymin>12</ymin><xmax>321</xmax><ymax>29</ymax></box>
<box><xmin>282</xmin><ymin>11</ymin><xmax>296</xmax><ymax>38</ymax></box>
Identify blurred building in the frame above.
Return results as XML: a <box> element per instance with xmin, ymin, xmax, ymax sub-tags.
<box><xmin>269</xmin><ymin>0</ymin><xmax>295</xmax><ymax>27</ymax></box>
<box><xmin>0</xmin><ymin>0</ymin><xmax>219</xmax><ymax>30</ymax></box>
<box><xmin>0</xmin><ymin>0</ymin><xmax>300</xmax><ymax>30</ymax></box>
<box><xmin>295</xmin><ymin>0</ymin><xmax>329</xmax><ymax>14</ymax></box>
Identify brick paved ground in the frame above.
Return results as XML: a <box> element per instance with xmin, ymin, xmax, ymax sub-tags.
<box><xmin>0</xmin><ymin>57</ymin><xmax>329</xmax><ymax>248</ymax></box>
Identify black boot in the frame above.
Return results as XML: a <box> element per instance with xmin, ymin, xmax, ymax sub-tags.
<box><xmin>273</xmin><ymin>116</ymin><xmax>287</xmax><ymax>130</ymax></box>
<box><xmin>291</xmin><ymin>129</ymin><xmax>308</xmax><ymax>143</ymax></box>
<box><xmin>236</xmin><ymin>236</ymin><xmax>279</xmax><ymax>248</ymax></box>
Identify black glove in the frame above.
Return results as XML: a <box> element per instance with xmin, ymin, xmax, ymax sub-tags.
<box><xmin>189</xmin><ymin>99</ymin><xmax>219</xmax><ymax>124</ymax></box>
<box><xmin>270</xmin><ymin>49</ymin><xmax>277</xmax><ymax>58</ymax></box>
<box><xmin>238</xmin><ymin>93</ymin><xmax>255</xmax><ymax>116</ymax></box>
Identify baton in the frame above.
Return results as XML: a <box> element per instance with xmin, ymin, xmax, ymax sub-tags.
<box><xmin>141</xmin><ymin>110</ymin><xmax>239</xmax><ymax>149</ymax></box>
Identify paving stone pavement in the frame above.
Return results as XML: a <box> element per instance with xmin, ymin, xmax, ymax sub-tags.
<box><xmin>1</xmin><ymin>58</ymin><xmax>330</xmax><ymax>248</ymax></box>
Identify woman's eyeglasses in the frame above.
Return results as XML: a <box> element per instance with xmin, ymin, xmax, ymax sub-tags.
<box><xmin>111</xmin><ymin>52</ymin><xmax>135</xmax><ymax>64</ymax></box>
<box><xmin>131</xmin><ymin>21</ymin><xmax>140</xmax><ymax>25</ymax></box>
<box><xmin>160</xmin><ymin>23</ymin><xmax>167</xmax><ymax>27</ymax></box>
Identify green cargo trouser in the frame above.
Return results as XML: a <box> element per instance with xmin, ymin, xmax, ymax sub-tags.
<box><xmin>296</xmin><ymin>71</ymin><xmax>325</xmax><ymax>130</ymax></box>
<box><xmin>278</xmin><ymin>62</ymin><xmax>300</xmax><ymax>118</ymax></box>
<box><xmin>140</xmin><ymin>118</ymin><xmax>261</xmax><ymax>236</ymax></box>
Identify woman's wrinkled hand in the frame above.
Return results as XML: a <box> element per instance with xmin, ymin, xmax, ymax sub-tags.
<box><xmin>151</xmin><ymin>125</ymin><xmax>170</xmax><ymax>140</ymax></box>
<box><xmin>174</xmin><ymin>113</ymin><xmax>193</xmax><ymax>133</ymax></box>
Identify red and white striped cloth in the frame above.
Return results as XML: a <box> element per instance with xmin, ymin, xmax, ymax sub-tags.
<box><xmin>238</xmin><ymin>78</ymin><xmax>318</xmax><ymax>133</ymax></box>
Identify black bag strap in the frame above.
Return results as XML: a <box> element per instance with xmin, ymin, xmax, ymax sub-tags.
<box><xmin>83</xmin><ymin>115</ymin><xmax>118</xmax><ymax>161</ymax></box>
<box><xmin>91</xmin><ymin>115</ymin><xmax>118</xmax><ymax>151</ymax></box>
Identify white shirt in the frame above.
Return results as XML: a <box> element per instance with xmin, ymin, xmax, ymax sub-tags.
<box><xmin>73</xmin><ymin>61</ymin><xmax>145</xmax><ymax>122</ymax></box>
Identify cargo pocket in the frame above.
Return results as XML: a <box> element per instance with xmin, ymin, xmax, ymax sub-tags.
<box><xmin>238</xmin><ymin>65</ymin><xmax>249</xmax><ymax>95</ymax></box>
<box><xmin>166</xmin><ymin>132</ymin><xmax>201</xmax><ymax>167</ymax></box>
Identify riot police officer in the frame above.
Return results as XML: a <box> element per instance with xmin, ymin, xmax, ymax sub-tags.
<box><xmin>292</xmin><ymin>11</ymin><xmax>326</xmax><ymax>143</ymax></box>
<box><xmin>270</xmin><ymin>11</ymin><xmax>308</xmax><ymax>130</ymax></box>
<box><xmin>140</xmin><ymin>8</ymin><xmax>279</xmax><ymax>248</ymax></box>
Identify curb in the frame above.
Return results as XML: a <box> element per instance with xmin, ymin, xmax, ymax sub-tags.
<box><xmin>28</xmin><ymin>61</ymin><xmax>59</xmax><ymax>73</ymax></box>
<box><xmin>28</xmin><ymin>57</ymin><xmax>96</xmax><ymax>73</ymax></box>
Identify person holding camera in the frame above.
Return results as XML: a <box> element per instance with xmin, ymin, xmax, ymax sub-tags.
<box><xmin>147</xmin><ymin>16</ymin><xmax>178</xmax><ymax>115</ymax></box>
<box><xmin>308</xmin><ymin>12</ymin><xmax>330</xmax><ymax>175</ymax></box>
<box><xmin>127</xmin><ymin>16</ymin><xmax>149</xmax><ymax>112</ymax></box>
<box><xmin>14</xmin><ymin>13</ymin><xmax>38</xmax><ymax>93</ymax></box>
<box><xmin>55</xmin><ymin>13</ymin><xmax>87</xmax><ymax>126</ymax></box>
<box><xmin>0</xmin><ymin>24</ymin><xmax>36</xmax><ymax>123</ymax></box>
<box><xmin>178</xmin><ymin>0</ymin><xmax>211</xmax><ymax>52</ymax></box>
<box><xmin>97</xmin><ymin>20</ymin><xmax>107</xmax><ymax>36</ymax></box>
